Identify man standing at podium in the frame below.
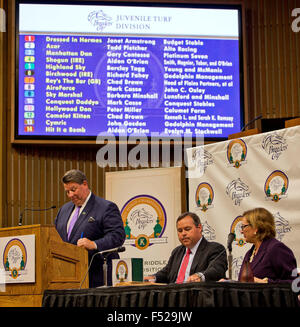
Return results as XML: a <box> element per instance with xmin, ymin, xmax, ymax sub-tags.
<box><xmin>55</xmin><ymin>169</ymin><xmax>125</xmax><ymax>288</ymax></box>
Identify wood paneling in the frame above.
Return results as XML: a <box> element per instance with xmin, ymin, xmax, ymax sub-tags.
<box><xmin>1</xmin><ymin>0</ymin><xmax>300</xmax><ymax>227</ymax></box>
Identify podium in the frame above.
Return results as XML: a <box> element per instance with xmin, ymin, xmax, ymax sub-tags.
<box><xmin>228</xmin><ymin>127</ymin><xmax>261</xmax><ymax>139</ymax></box>
<box><xmin>0</xmin><ymin>224</ymin><xmax>88</xmax><ymax>307</ymax></box>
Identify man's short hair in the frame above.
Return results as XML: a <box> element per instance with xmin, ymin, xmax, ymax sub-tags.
<box><xmin>62</xmin><ymin>169</ymin><xmax>88</xmax><ymax>185</ymax></box>
<box><xmin>176</xmin><ymin>212</ymin><xmax>201</xmax><ymax>226</ymax></box>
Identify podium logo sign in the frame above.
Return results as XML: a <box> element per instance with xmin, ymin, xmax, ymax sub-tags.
<box><xmin>121</xmin><ymin>195</ymin><xmax>167</xmax><ymax>250</ymax></box>
<box><xmin>115</xmin><ymin>260</ymin><xmax>129</xmax><ymax>282</ymax></box>
<box><xmin>0</xmin><ymin>235</ymin><xmax>35</xmax><ymax>283</ymax></box>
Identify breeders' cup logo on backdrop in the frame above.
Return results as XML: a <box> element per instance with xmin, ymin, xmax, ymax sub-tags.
<box><xmin>121</xmin><ymin>195</ymin><xmax>167</xmax><ymax>250</ymax></box>
<box><xmin>226</xmin><ymin>178</ymin><xmax>251</xmax><ymax>206</ymax></box>
<box><xmin>88</xmin><ymin>10</ymin><xmax>113</xmax><ymax>31</ymax></box>
<box><xmin>202</xmin><ymin>221</ymin><xmax>216</xmax><ymax>240</ymax></box>
<box><xmin>3</xmin><ymin>239</ymin><xmax>27</xmax><ymax>279</ymax></box>
<box><xmin>264</xmin><ymin>170</ymin><xmax>289</xmax><ymax>202</ymax></box>
<box><xmin>230</xmin><ymin>215</ymin><xmax>247</xmax><ymax>247</ymax></box>
<box><xmin>261</xmin><ymin>133</ymin><xmax>288</xmax><ymax>160</ymax></box>
<box><xmin>195</xmin><ymin>183</ymin><xmax>214</xmax><ymax>212</ymax></box>
<box><xmin>191</xmin><ymin>148</ymin><xmax>214</xmax><ymax>176</ymax></box>
<box><xmin>274</xmin><ymin>211</ymin><xmax>291</xmax><ymax>241</ymax></box>
<box><xmin>115</xmin><ymin>260</ymin><xmax>128</xmax><ymax>283</ymax></box>
<box><xmin>227</xmin><ymin>139</ymin><xmax>247</xmax><ymax>168</ymax></box>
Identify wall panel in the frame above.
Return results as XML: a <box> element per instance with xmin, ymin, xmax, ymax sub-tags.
<box><xmin>1</xmin><ymin>0</ymin><xmax>300</xmax><ymax>227</ymax></box>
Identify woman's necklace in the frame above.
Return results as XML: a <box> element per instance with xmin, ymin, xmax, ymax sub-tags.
<box><xmin>249</xmin><ymin>247</ymin><xmax>257</xmax><ymax>263</ymax></box>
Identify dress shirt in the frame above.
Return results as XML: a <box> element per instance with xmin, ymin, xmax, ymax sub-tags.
<box><xmin>177</xmin><ymin>237</ymin><xmax>203</xmax><ymax>282</ymax></box>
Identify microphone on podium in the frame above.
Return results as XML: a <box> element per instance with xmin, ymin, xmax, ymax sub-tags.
<box><xmin>18</xmin><ymin>205</ymin><xmax>57</xmax><ymax>226</ymax></box>
<box><xmin>227</xmin><ymin>232</ymin><xmax>235</xmax><ymax>280</ymax></box>
<box><xmin>241</xmin><ymin>114</ymin><xmax>262</xmax><ymax>132</ymax></box>
<box><xmin>227</xmin><ymin>232</ymin><xmax>235</xmax><ymax>252</ymax></box>
<box><xmin>98</xmin><ymin>246</ymin><xmax>126</xmax><ymax>256</ymax></box>
<box><xmin>79</xmin><ymin>246</ymin><xmax>126</xmax><ymax>289</ymax></box>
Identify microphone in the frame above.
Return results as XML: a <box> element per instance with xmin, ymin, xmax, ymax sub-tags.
<box><xmin>98</xmin><ymin>246</ymin><xmax>126</xmax><ymax>255</ymax></box>
<box><xmin>18</xmin><ymin>205</ymin><xmax>56</xmax><ymax>226</ymax></box>
<box><xmin>227</xmin><ymin>232</ymin><xmax>235</xmax><ymax>252</ymax></box>
<box><xmin>241</xmin><ymin>114</ymin><xmax>262</xmax><ymax>132</ymax></box>
<box><xmin>79</xmin><ymin>246</ymin><xmax>126</xmax><ymax>289</ymax></box>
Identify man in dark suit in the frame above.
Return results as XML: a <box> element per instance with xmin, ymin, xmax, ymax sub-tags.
<box><xmin>144</xmin><ymin>212</ymin><xmax>227</xmax><ymax>283</ymax></box>
<box><xmin>55</xmin><ymin>169</ymin><xmax>125</xmax><ymax>288</ymax></box>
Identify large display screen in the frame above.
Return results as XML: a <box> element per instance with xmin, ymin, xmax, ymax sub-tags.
<box><xmin>15</xmin><ymin>1</ymin><xmax>244</xmax><ymax>141</ymax></box>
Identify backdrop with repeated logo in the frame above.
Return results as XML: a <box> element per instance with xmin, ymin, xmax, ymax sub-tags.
<box><xmin>186</xmin><ymin>125</ymin><xmax>300</xmax><ymax>279</ymax></box>
<box><xmin>106</xmin><ymin>167</ymin><xmax>182</xmax><ymax>278</ymax></box>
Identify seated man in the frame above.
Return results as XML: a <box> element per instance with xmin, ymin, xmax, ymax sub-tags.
<box><xmin>144</xmin><ymin>212</ymin><xmax>227</xmax><ymax>283</ymax></box>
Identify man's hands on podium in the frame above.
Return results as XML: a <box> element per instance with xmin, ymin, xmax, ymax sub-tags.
<box><xmin>144</xmin><ymin>273</ymin><xmax>204</xmax><ymax>283</ymax></box>
<box><xmin>77</xmin><ymin>237</ymin><xmax>97</xmax><ymax>250</ymax></box>
<box><xmin>186</xmin><ymin>273</ymin><xmax>203</xmax><ymax>282</ymax></box>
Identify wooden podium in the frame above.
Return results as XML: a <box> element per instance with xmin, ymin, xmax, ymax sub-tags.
<box><xmin>0</xmin><ymin>224</ymin><xmax>88</xmax><ymax>307</ymax></box>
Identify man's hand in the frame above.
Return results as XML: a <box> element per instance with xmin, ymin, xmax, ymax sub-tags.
<box><xmin>187</xmin><ymin>273</ymin><xmax>202</xmax><ymax>283</ymax></box>
<box><xmin>77</xmin><ymin>237</ymin><xmax>97</xmax><ymax>250</ymax></box>
<box><xmin>144</xmin><ymin>275</ymin><xmax>156</xmax><ymax>282</ymax></box>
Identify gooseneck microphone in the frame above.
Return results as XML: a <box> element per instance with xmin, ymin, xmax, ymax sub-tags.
<box><xmin>227</xmin><ymin>232</ymin><xmax>235</xmax><ymax>280</ymax></box>
<box><xmin>227</xmin><ymin>232</ymin><xmax>235</xmax><ymax>252</ymax></box>
<box><xmin>241</xmin><ymin>114</ymin><xmax>263</xmax><ymax>132</ymax></box>
<box><xmin>18</xmin><ymin>205</ymin><xmax>56</xmax><ymax>226</ymax></box>
<box><xmin>98</xmin><ymin>246</ymin><xmax>126</xmax><ymax>255</ymax></box>
<box><xmin>79</xmin><ymin>246</ymin><xmax>126</xmax><ymax>289</ymax></box>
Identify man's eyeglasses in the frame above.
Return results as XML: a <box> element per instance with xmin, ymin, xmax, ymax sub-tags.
<box><xmin>240</xmin><ymin>224</ymin><xmax>251</xmax><ymax>231</ymax></box>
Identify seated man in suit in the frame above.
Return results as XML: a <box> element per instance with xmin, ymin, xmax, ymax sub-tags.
<box><xmin>55</xmin><ymin>169</ymin><xmax>125</xmax><ymax>288</ymax></box>
<box><xmin>144</xmin><ymin>212</ymin><xmax>227</xmax><ymax>283</ymax></box>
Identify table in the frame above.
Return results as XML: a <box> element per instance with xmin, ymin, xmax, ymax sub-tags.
<box><xmin>42</xmin><ymin>282</ymin><xmax>299</xmax><ymax>307</ymax></box>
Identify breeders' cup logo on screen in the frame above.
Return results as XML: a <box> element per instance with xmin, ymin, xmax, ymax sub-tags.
<box><xmin>115</xmin><ymin>260</ymin><xmax>129</xmax><ymax>283</ymax></box>
<box><xmin>88</xmin><ymin>10</ymin><xmax>113</xmax><ymax>31</ymax></box>
<box><xmin>3</xmin><ymin>239</ymin><xmax>27</xmax><ymax>279</ymax></box>
<box><xmin>121</xmin><ymin>195</ymin><xmax>167</xmax><ymax>250</ymax></box>
<box><xmin>226</xmin><ymin>178</ymin><xmax>251</xmax><ymax>206</ymax></box>
<box><xmin>274</xmin><ymin>211</ymin><xmax>291</xmax><ymax>241</ymax></box>
<box><xmin>227</xmin><ymin>139</ymin><xmax>247</xmax><ymax>168</ymax></box>
<box><xmin>264</xmin><ymin>170</ymin><xmax>288</xmax><ymax>202</ymax></box>
<box><xmin>230</xmin><ymin>215</ymin><xmax>247</xmax><ymax>247</ymax></box>
<box><xmin>261</xmin><ymin>133</ymin><xmax>288</xmax><ymax>160</ymax></box>
<box><xmin>202</xmin><ymin>221</ymin><xmax>216</xmax><ymax>240</ymax></box>
<box><xmin>195</xmin><ymin>183</ymin><xmax>214</xmax><ymax>212</ymax></box>
<box><xmin>191</xmin><ymin>148</ymin><xmax>214</xmax><ymax>175</ymax></box>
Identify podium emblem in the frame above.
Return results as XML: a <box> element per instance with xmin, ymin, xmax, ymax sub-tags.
<box><xmin>3</xmin><ymin>238</ymin><xmax>27</xmax><ymax>279</ymax></box>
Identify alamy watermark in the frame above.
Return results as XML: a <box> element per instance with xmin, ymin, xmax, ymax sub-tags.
<box><xmin>291</xmin><ymin>268</ymin><xmax>300</xmax><ymax>294</ymax></box>
<box><xmin>0</xmin><ymin>8</ymin><xmax>5</xmax><ymax>32</ymax></box>
<box><xmin>95</xmin><ymin>126</ymin><xmax>205</xmax><ymax>178</ymax></box>
<box><xmin>291</xmin><ymin>8</ymin><xmax>300</xmax><ymax>32</ymax></box>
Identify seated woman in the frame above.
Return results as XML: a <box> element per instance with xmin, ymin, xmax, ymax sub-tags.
<box><xmin>238</xmin><ymin>207</ymin><xmax>297</xmax><ymax>283</ymax></box>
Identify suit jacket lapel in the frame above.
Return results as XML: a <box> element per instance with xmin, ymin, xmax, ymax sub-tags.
<box><xmin>250</xmin><ymin>239</ymin><xmax>269</xmax><ymax>270</ymax></box>
<box><xmin>171</xmin><ymin>246</ymin><xmax>185</xmax><ymax>282</ymax></box>
<box><xmin>62</xmin><ymin>204</ymin><xmax>75</xmax><ymax>241</ymax></box>
<box><xmin>190</xmin><ymin>237</ymin><xmax>207</xmax><ymax>273</ymax></box>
